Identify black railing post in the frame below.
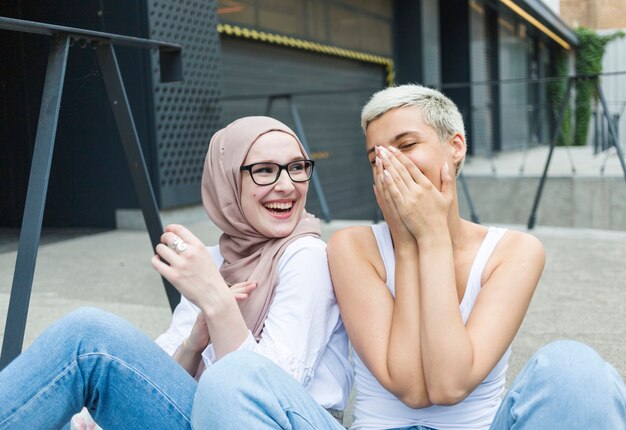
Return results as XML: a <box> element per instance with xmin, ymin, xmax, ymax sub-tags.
<box><xmin>96</xmin><ymin>43</ymin><xmax>180</xmax><ymax>311</ymax></box>
<box><xmin>287</xmin><ymin>97</ymin><xmax>331</xmax><ymax>223</ymax></box>
<box><xmin>0</xmin><ymin>17</ymin><xmax>183</xmax><ymax>369</ymax></box>
<box><xmin>595</xmin><ymin>79</ymin><xmax>626</xmax><ymax>183</ymax></box>
<box><xmin>527</xmin><ymin>77</ymin><xmax>574</xmax><ymax>229</ymax></box>
<box><xmin>0</xmin><ymin>35</ymin><xmax>70</xmax><ymax>370</ymax></box>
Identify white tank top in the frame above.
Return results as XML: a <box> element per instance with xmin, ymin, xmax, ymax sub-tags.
<box><xmin>350</xmin><ymin>224</ymin><xmax>510</xmax><ymax>430</ymax></box>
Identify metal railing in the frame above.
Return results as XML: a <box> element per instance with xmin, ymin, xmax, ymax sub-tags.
<box><xmin>0</xmin><ymin>16</ymin><xmax>183</xmax><ymax>370</ymax></box>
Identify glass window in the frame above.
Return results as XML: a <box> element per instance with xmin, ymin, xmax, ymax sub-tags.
<box><xmin>306</xmin><ymin>0</ymin><xmax>327</xmax><ymax>41</ymax></box>
<box><xmin>259</xmin><ymin>0</ymin><xmax>305</xmax><ymax>36</ymax></box>
<box><xmin>217</xmin><ymin>0</ymin><xmax>392</xmax><ymax>56</ymax></box>
<box><xmin>328</xmin><ymin>3</ymin><xmax>390</xmax><ymax>55</ymax></box>
<box><xmin>358</xmin><ymin>14</ymin><xmax>391</xmax><ymax>55</ymax></box>
<box><xmin>217</xmin><ymin>0</ymin><xmax>256</xmax><ymax>26</ymax></box>
<box><xmin>340</xmin><ymin>0</ymin><xmax>392</xmax><ymax>18</ymax></box>
<box><xmin>329</xmin><ymin>4</ymin><xmax>361</xmax><ymax>50</ymax></box>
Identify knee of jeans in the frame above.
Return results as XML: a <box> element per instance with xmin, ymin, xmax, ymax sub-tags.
<box><xmin>58</xmin><ymin>307</ymin><xmax>121</xmax><ymax>340</ymax></box>
<box><xmin>531</xmin><ymin>340</ymin><xmax>604</xmax><ymax>384</ymax></box>
<box><xmin>196</xmin><ymin>351</ymin><xmax>267</xmax><ymax>400</ymax></box>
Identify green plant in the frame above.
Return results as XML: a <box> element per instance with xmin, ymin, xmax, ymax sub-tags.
<box><xmin>548</xmin><ymin>49</ymin><xmax>572</xmax><ymax>146</ymax></box>
<box><xmin>573</xmin><ymin>27</ymin><xmax>624</xmax><ymax>146</ymax></box>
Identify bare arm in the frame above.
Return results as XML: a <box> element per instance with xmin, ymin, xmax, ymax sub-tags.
<box><xmin>329</xmin><ymin>227</ymin><xmax>430</xmax><ymax>408</ymax></box>
<box><xmin>173</xmin><ymin>312</ymin><xmax>208</xmax><ymax>375</ymax></box>
<box><xmin>380</xmin><ymin>146</ymin><xmax>545</xmax><ymax>404</ymax></box>
<box><xmin>417</xmin><ymin>231</ymin><xmax>544</xmax><ymax>404</ymax></box>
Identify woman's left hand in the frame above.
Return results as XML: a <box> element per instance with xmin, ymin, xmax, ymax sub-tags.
<box><xmin>150</xmin><ymin>224</ymin><xmax>230</xmax><ymax>309</ymax></box>
<box><xmin>377</xmin><ymin>146</ymin><xmax>454</xmax><ymax>241</ymax></box>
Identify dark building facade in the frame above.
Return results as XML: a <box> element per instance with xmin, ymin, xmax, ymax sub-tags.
<box><xmin>0</xmin><ymin>0</ymin><xmax>576</xmax><ymax>228</ymax></box>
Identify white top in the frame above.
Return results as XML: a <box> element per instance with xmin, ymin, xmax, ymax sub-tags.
<box><xmin>351</xmin><ymin>224</ymin><xmax>510</xmax><ymax>430</ymax></box>
<box><xmin>155</xmin><ymin>236</ymin><xmax>353</xmax><ymax>409</ymax></box>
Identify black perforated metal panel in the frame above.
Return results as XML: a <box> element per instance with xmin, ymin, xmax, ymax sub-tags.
<box><xmin>147</xmin><ymin>0</ymin><xmax>222</xmax><ymax>208</ymax></box>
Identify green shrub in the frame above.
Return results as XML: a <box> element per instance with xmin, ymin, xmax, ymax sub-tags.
<box><xmin>548</xmin><ymin>50</ymin><xmax>572</xmax><ymax>146</ymax></box>
<box><xmin>573</xmin><ymin>27</ymin><xmax>624</xmax><ymax>146</ymax></box>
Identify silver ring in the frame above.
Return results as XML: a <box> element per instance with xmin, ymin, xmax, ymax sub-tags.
<box><xmin>169</xmin><ymin>237</ymin><xmax>187</xmax><ymax>253</ymax></box>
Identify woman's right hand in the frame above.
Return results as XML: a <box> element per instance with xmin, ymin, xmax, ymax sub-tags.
<box><xmin>373</xmin><ymin>147</ymin><xmax>415</xmax><ymax>248</ymax></box>
<box><xmin>184</xmin><ymin>281</ymin><xmax>257</xmax><ymax>353</ymax></box>
<box><xmin>184</xmin><ymin>311</ymin><xmax>210</xmax><ymax>353</ymax></box>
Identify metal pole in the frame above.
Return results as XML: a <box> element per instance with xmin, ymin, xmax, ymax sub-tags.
<box><xmin>520</xmin><ymin>100</ymin><xmax>544</xmax><ymax>175</ymax></box>
<box><xmin>264</xmin><ymin>96</ymin><xmax>275</xmax><ymax>116</ymax></box>
<box><xmin>0</xmin><ymin>35</ymin><xmax>70</xmax><ymax>370</ymax></box>
<box><xmin>596</xmin><ymin>79</ymin><xmax>626</xmax><ymax>182</ymax></box>
<box><xmin>527</xmin><ymin>78</ymin><xmax>574</xmax><ymax>229</ymax></box>
<box><xmin>96</xmin><ymin>43</ymin><xmax>180</xmax><ymax>310</ymax></box>
<box><xmin>593</xmin><ymin>109</ymin><xmax>599</xmax><ymax>155</ymax></box>
<box><xmin>287</xmin><ymin>97</ymin><xmax>331</xmax><ymax>222</ymax></box>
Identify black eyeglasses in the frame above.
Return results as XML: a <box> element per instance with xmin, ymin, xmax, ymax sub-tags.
<box><xmin>240</xmin><ymin>160</ymin><xmax>315</xmax><ymax>186</ymax></box>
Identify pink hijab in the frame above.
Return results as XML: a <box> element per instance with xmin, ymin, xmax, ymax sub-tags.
<box><xmin>201</xmin><ymin>116</ymin><xmax>321</xmax><ymax>339</ymax></box>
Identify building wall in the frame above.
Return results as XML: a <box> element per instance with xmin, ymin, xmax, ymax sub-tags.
<box><xmin>597</xmin><ymin>29</ymin><xmax>626</xmax><ymax>149</ymax></box>
<box><xmin>498</xmin><ymin>14</ymin><xmax>531</xmax><ymax>151</ymax></box>
<box><xmin>541</xmin><ymin>0</ymin><xmax>560</xmax><ymax>15</ymax></box>
<box><xmin>0</xmin><ymin>1</ymin><xmax>157</xmax><ymax>227</ymax></box>
<box><xmin>560</xmin><ymin>0</ymin><xmax>626</xmax><ymax>30</ymax></box>
<box><xmin>216</xmin><ymin>0</ymin><xmax>393</xmax><ymax>220</ymax></box>
<box><xmin>0</xmin><ymin>1</ymin><xmax>222</xmax><ymax>227</ymax></box>
<box><xmin>219</xmin><ymin>36</ymin><xmax>385</xmax><ymax>220</ymax></box>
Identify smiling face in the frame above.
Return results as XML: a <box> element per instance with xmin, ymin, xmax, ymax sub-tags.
<box><xmin>365</xmin><ymin>105</ymin><xmax>466</xmax><ymax>189</ymax></box>
<box><xmin>240</xmin><ymin>131</ymin><xmax>309</xmax><ymax>238</ymax></box>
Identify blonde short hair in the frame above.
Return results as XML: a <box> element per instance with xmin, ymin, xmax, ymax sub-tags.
<box><xmin>361</xmin><ymin>84</ymin><xmax>467</xmax><ymax>175</ymax></box>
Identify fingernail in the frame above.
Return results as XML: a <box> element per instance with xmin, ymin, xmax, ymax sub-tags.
<box><xmin>444</xmin><ymin>162</ymin><xmax>450</xmax><ymax>172</ymax></box>
<box><xmin>375</xmin><ymin>156</ymin><xmax>380</xmax><ymax>166</ymax></box>
<box><xmin>379</xmin><ymin>149</ymin><xmax>389</xmax><ymax>160</ymax></box>
<box><xmin>388</xmin><ymin>146</ymin><xmax>398</xmax><ymax>152</ymax></box>
<box><xmin>383</xmin><ymin>170</ymin><xmax>391</xmax><ymax>179</ymax></box>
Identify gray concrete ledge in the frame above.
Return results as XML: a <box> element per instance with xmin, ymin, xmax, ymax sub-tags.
<box><xmin>460</xmin><ymin>175</ymin><xmax>626</xmax><ymax>230</ymax></box>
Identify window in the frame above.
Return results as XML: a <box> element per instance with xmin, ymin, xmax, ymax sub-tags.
<box><xmin>217</xmin><ymin>0</ymin><xmax>392</xmax><ymax>56</ymax></box>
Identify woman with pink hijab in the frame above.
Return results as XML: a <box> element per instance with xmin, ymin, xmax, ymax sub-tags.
<box><xmin>0</xmin><ymin>116</ymin><xmax>352</xmax><ymax>429</ymax></box>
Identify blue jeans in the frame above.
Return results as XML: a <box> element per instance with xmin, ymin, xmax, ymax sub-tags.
<box><xmin>0</xmin><ymin>307</ymin><xmax>196</xmax><ymax>429</ymax></box>
<box><xmin>193</xmin><ymin>351</ymin><xmax>345</xmax><ymax>430</ymax></box>
<box><xmin>489</xmin><ymin>340</ymin><xmax>626</xmax><ymax>429</ymax></box>
<box><xmin>0</xmin><ymin>307</ymin><xmax>344</xmax><ymax>430</ymax></box>
<box><xmin>1</xmin><ymin>309</ymin><xmax>625</xmax><ymax>429</ymax></box>
<box><xmin>196</xmin><ymin>340</ymin><xmax>626</xmax><ymax>430</ymax></box>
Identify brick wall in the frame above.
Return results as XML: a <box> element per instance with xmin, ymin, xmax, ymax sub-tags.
<box><xmin>559</xmin><ymin>0</ymin><xmax>626</xmax><ymax>30</ymax></box>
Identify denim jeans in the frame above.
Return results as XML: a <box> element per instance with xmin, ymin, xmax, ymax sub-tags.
<box><xmin>0</xmin><ymin>307</ymin><xmax>197</xmax><ymax>429</ymax></box>
<box><xmin>194</xmin><ymin>351</ymin><xmax>345</xmax><ymax>429</ymax></box>
<box><xmin>0</xmin><ymin>308</ymin><xmax>344</xmax><ymax>430</ymax></box>
<box><xmin>197</xmin><ymin>340</ymin><xmax>626</xmax><ymax>430</ymax></box>
<box><xmin>489</xmin><ymin>340</ymin><xmax>626</xmax><ymax>429</ymax></box>
<box><xmin>1</xmin><ymin>309</ymin><xmax>625</xmax><ymax>429</ymax></box>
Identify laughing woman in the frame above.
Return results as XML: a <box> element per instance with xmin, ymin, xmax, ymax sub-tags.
<box><xmin>188</xmin><ymin>86</ymin><xmax>625</xmax><ymax>430</ymax></box>
<box><xmin>0</xmin><ymin>116</ymin><xmax>352</xmax><ymax>429</ymax></box>
<box><xmin>327</xmin><ymin>85</ymin><xmax>625</xmax><ymax>429</ymax></box>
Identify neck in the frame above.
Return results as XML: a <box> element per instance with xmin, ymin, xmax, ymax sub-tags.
<box><xmin>447</xmin><ymin>186</ymin><xmax>472</xmax><ymax>251</ymax></box>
